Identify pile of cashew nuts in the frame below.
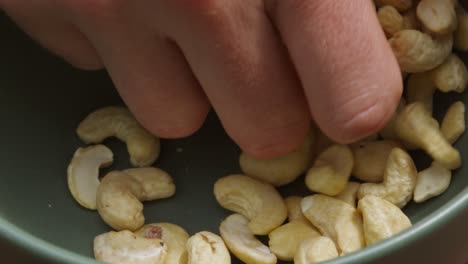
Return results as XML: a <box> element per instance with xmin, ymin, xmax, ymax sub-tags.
<box><xmin>66</xmin><ymin>1</ymin><xmax>467</xmax><ymax>263</ymax></box>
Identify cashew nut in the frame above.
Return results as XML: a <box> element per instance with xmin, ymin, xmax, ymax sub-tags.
<box><xmin>285</xmin><ymin>196</ymin><xmax>309</xmax><ymax>224</ymax></box>
<box><xmin>441</xmin><ymin>101</ymin><xmax>466</xmax><ymax>144</ymax></box>
<box><xmin>378</xmin><ymin>5</ymin><xmax>405</xmax><ymax>38</ymax></box>
<box><xmin>431</xmin><ymin>54</ymin><xmax>468</xmax><ymax>93</ymax></box>
<box><xmin>77</xmin><ymin>106</ymin><xmax>160</xmax><ymax>167</ymax></box>
<box><xmin>136</xmin><ymin>223</ymin><xmax>189</xmax><ymax>264</ymax></box>
<box><xmin>333</xmin><ymin>182</ymin><xmax>361</xmax><ymax>207</ymax></box>
<box><xmin>395</xmin><ymin>102</ymin><xmax>461</xmax><ymax>170</ymax></box>
<box><xmin>358</xmin><ymin>195</ymin><xmax>412</xmax><ymax>246</ymax></box>
<box><xmin>97</xmin><ymin>168</ymin><xmax>175</xmax><ymax>231</ymax></box>
<box><xmin>406</xmin><ymin>72</ymin><xmax>435</xmax><ymax>113</ymax></box>
<box><xmin>351</xmin><ymin>140</ymin><xmax>402</xmax><ymax>183</ymax></box>
<box><xmin>268</xmin><ymin>221</ymin><xmax>320</xmax><ymax>261</ymax></box>
<box><xmin>414</xmin><ymin>162</ymin><xmax>452</xmax><ymax>203</ymax></box>
<box><xmin>239</xmin><ymin>131</ymin><xmax>314</xmax><ymax>186</ymax></box>
<box><xmin>294</xmin><ymin>236</ymin><xmax>339</xmax><ymax>264</ymax></box>
<box><xmin>94</xmin><ymin>230</ymin><xmax>167</xmax><ymax>264</ymax></box>
<box><xmin>213</xmin><ymin>174</ymin><xmax>287</xmax><ymax>235</ymax></box>
<box><xmin>379</xmin><ymin>98</ymin><xmax>407</xmax><ymax>140</ymax></box>
<box><xmin>374</xmin><ymin>0</ymin><xmax>413</xmax><ymax>12</ymax></box>
<box><xmin>219</xmin><ymin>214</ymin><xmax>276</xmax><ymax>264</ymax></box>
<box><xmin>301</xmin><ymin>194</ymin><xmax>365</xmax><ymax>254</ymax></box>
<box><xmin>305</xmin><ymin>144</ymin><xmax>354</xmax><ymax>196</ymax></box>
<box><xmin>389</xmin><ymin>29</ymin><xmax>453</xmax><ymax>72</ymax></box>
<box><xmin>357</xmin><ymin>148</ymin><xmax>417</xmax><ymax>208</ymax></box>
<box><xmin>186</xmin><ymin>231</ymin><xmax>231</xmax><ymax>264</ymax></box>
<box><xmin>416</xmin><ymin>0</ymin><xmax>457</xmax><ymax>36</ymax></box>
<box><xmin>455</xmin><ymin>5</ymin><xmax>468</xmax><ymax>51</ymax></box>
<box><xmin>67</xmin><ymin>145</ymin><xmax>113</xmax><ymax>210</ymax></box>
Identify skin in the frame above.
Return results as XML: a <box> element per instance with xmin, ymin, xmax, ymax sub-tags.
<box><xmin>0</xmin><ymin>0</ymin><xmax>402</xmax><ymax>158</ymax></box>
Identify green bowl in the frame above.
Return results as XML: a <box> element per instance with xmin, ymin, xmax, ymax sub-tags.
<box><xmin>0</xmin><ymin>12</ymin><xmax>467</xmax><ymax>264</ymax></box>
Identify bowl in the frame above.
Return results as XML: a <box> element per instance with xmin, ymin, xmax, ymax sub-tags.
<box><xmin>0</xmin><ymin>12</ymin><xmax>467</xmax><ymax>264</ymax></box>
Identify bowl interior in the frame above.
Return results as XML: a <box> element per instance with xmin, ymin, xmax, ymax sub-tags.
<box><xmin>0</xmin><ymin>12</ymin><xmax>467</xmax><ymax>264</ymax></box>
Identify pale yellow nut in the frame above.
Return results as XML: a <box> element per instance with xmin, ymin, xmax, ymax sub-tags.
<box><xmin>220</xmin><ymin>214</ymin><xmax>276</xmax><ymax>264</ymax></box>
<box><xmin>136</xmin><ymin>223</ymin><xmax>189</xmax><ymax>264</ymax></box>
<box><xmin>239</xmin><ymin>131</ymin><xmax>314</xmax><ymax>186</ymax></box>
<box><xmin>358</xmin><ymin>148</ymin><xmax>417</xmax><ymax>208</ymax></box>
<box><xmin>94</xmin><ymin>230</ymin><xmax>167</xmax><ymax>264</ymax></box>
<box><xmin>378</xmin><ymin>5</ymin><xmax>405</xmax><ymax>38</ymax></box>
<box><xmin>67</xmin><ymin>145</ymin><xmax>113</xmax><ymax>210</ymax></box>
<box><xmin>97</xmin><ymin>169</ymin><xmax>175</xmax><ymax>231</ymax></box>
<box><xmin>285</xmin><ymin>196</ymin><xmax>309</xmax><ymax>223</ymax></box>
<box><xmin>301</xmin><ymin>195</ymin><xmax>365</xmax><ymax>254</ymax></box>
<box><xmin>395</xmin><ymin>102</ymin><xmax>461</xmax><ymax>170</ymax></box>
<box><xmin>414</xmin><ymin>162</ymin><xmax>452</xmax><ymax>203</ymax></box>
<box><xmin>186</xmin><ymin>231</ymin><xmax>231</xmax><ymax>264</ymax></box>
<box><xmin>305</xmin><ymin>144</ymin><xmax>353</xmax><ymax>196</ymax></box>
<box><xmin>294</xmin><ymin>236</ymin><xmax>339</xmax><ymax>264</ymax></box>
<box><xmin>406</xmin><ymin>72</ymin><xmax>435</xmax><ymax>114</ymax></box>
<box><xmin>417</xmin><ymin>0</ymin><xmax>457</xmax><ymax>36</ymax></box>
<box><xmin>380</xmin><ymin>98</ymin><xmax>407</xmax><ymax>140</ymax></box>
<box><xmin>431</xmin><ymin>54</ymin><xmax>468</xmax><ymax>93</ymax></box>
<box><xmin>358</xmin><ymin>195</ymin><xmax>412</xmax><ymax>246</ymax></box>
<box><xmin>77</xmin><ymin>106</ymin><xmax>160</xmax><ymax>167</ymax></box>
<box><xmin>214</xmin><ymin>174</ymin><xmax>287</xmax><ymax>235</ymax></box>
<box><xmin>455</xmin><ymin>5</ymin><xmax>468</xmax><ymax>51</ymax></box>
<box><xmin>374</xmin><ymin>0</ymin><xmax>413</xmax><ymax>11</ymax></box>
<box><xmin>268</xmin><ymin>221</ymin><xmax>320</xmax><ymax>261</ymax></box>
<box><xmin>389</xmin><ymin>29</ymin><xmax>453</xmax><ymax>73</ymax></box>
<box><xmin>441</xmin><ymin>101</ymin><xmax>466</xmax><ymax>144</ymax></box>
<box><xmin>351</xmin><ymin>140</ymin><xmax>402</xmax><ymax>183</ymax></box>
<box><xmin>333</xmin><ymin>182</ymin><xmax>361</xmax><ymax>207</ymax></box>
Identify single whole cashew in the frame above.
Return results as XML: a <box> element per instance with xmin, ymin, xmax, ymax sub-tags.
<box><xmin>389</xmin><ymin>29</ymin><xmax>453</xmax><ymax>73</ymax></box>
<box><xmin>186</xmin><ymin>231</ymin><xmax>231</xmax><ymax>264</ymax></box>
<box><xmin>416</xmin><ymin>0</ymin><xmax>457</xmax><ymax>36</ymax></box>
<box><xmin>378</xmin><ymin>5</ymin><xmax>405</xmax><ymax>38</ymax></box>
<box><xmin>67</xmin><ymin>145</ymin><xmax>113</xmax><ymax>210</ymax></box>
<box><xmin>414</xmin><ymin>162</ymin><xmax>452</xmax><ymax>203</ymax></box>
<box><xmin>294</xmin><ymin>236</ymin><xmax>339</xmax><ymax>264</ymax></box>
<box><xmin>351</xmin><ymin>140</ymin><xmax>402</xmax><ymax>183</ymax></box>
<box><xmin>357</xmin><ymin>148</ymin><xmax>417</xmax><ymax>208</ymax></box>
<box><xmin>213</xmin><ymin>174</ymin><xmax>287</xmax><ymax>235</ymax></box>
<box><xmin>268</xmin><ymin>220</ymin><xmax>321</xmax><ymax>261</ymax></box>
<box><xmin>136</xmin><ymin>223</ymin><xmax>189</xmax><ymax>264</ymax></box>
<box><xmin>395</xmin><ymin>102</ymin><xmax>461</xmax><ymax>170</ymax></box>
<box><xmin>305</xmin><ymin>144</ymin><xmax>354</xmax><ymax>196</ymax></box>
<box><xmin>333</xmin><ymin>181</ymin><xmax>361</xmax><ymax>207</ymax></box>
<box><xmin>374</xmin><ymin>0</ymin><xmax>413</xmax><ymax>11</ymax></box>
<box><xmin>77</xmin><ymin>106</ymin><xmax>160</xmax><ymax>167</ymax></box>
<box><xmin>94</xmin><ymin>230</ymin><xmax>167</xmax><ymax>264</ymax></box>
<box><xmin>285</xmin><ymin>196</ymin><xmax>309</xmax><ymax>224</ymax></box>
<box><xmin>431</xmin><ymin>54</ymin><xmax>468</xmax><ymax>93</ymax></box>
<box><xmin>220</xmin><ymin>214</ymin><xmax>276</xmax><ymax>264</ymax></box>
<box><xmin>239</xmin><ymin>131</ymin><xmax>314</xmax><ymax>186</ymax></box>
<box><xmin>97</xmin><ymin>168</ymin><xmax>175</xmax><ymax>231</ymax></box>
<box><xmin>358</xmin><ymin>195</ymin><xmax>412</xmax><ymax>246</ymax></box>
<box><xmin>301</xmin><ymin>195</ymin><xmax>365</xmax><ymax>254</ymax></box>
<box><xmin>441</xmin><ymin>101</ymin><xmax>466</xmax><ymax>144</ymax></box>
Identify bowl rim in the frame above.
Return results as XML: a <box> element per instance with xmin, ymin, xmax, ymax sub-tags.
<box><xmin>0</xmin><ymin>188</ymin><xmax>467</xmax><ymax>264</ymax></box>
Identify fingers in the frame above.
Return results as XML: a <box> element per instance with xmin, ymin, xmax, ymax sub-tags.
<box><xmin>1</xmin><ymin>0</ymin><xmax>103</xmax><ymax>70</ymax></box>
<box><xmin>164</xmin><ymin>1</ymin><xmax>311</xmax><ymax>158</ymax></box>
<box><xmin>269</xmin><ymin>0</ymin><xmax>403</xmax><ymax>143</ymax></box>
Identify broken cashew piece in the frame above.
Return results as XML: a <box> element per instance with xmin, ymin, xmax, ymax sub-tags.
<box><xmin>351</xmin><ymin>140</ymin><xmax>402</xmax><ymax>183</ymax></box>
<box><xmin>305</xmin><ymin>144</ymin><xmax>354</xmax><ymax>196</ymax></box>
<box><xmin>358</xmin><ymin>195</ymin><xmax>412</xmax><ymax>246</ymax></box>
<box><xmin>374</xmin><ymin>0</ymin><xmax>413</xmax><ymax>12</ymax></box>
<box><xmin>220</xmin><ymin>214</ymin><xmax>276</xmax><ymax>264</ymax></box>
<box><xmin>77</xmin><ymin>106</ymin><xmax>160</xmax><ymax>167</ymax></box>
<box><xmin>378</xmin><ymin>5</ymin><xmax>405</xmax><ymax>38</ymax></box>
<box><xmin>395</xmin><ymin>102</ymin><xmax>461</xmax><ymax>170</ymax></box>
<box><xmin>97</xmin><ymin>168</ymin><xmax>175</xmax><ymax>231</ymax></box>
<box><xmin>94</xmin><ymin>230</ymin><xmax>167</xmax><ymax>264</ymax></box>
<box><xmin>414</xmin><ymin>162</ymin><xmax>452</xmax><ymax>203</ymax></box>
<box><xmin>239</xmin><ymin>131</ymin><xmax>314</xmax><ymax>186</ymax></box>
<box><xmin>431</xmin><ymin>54</ymin><xmax>468</xmax><ymax>93</ymax></box>
<box><xmin>186</xmin><ymin>231</ymin><xmax>231</xmax><ymax>264</ymax></box>
<box><xmin>357</xmin><ymin>148</ymin><xmax>417</xmax><ymax>208</ymax></box>
<box><xmin>67</xmin><ymin>145</ymin><xmax>113</xmax><ymax>210</ymax></box>
<box><xmin>294</xmin><ymin>236</ymin><xmax>339</xmax><ymax>264</ymax></box>
<box><xmin>268</xmin><ymin>221</ymin><xmax>321</xmax><ymax>261</ymax></box>
<box><xmin>333</xmin><ymin>181</ymin><xmax>361</xmax><ymax>207</ymax></box>
<box><xmin>285</xmin><ymin>196</ymin><xmax>309</xmax><ymax>224</ymax></box>
<box><xmin>441</xmin><ymin>101</ymin><xmax>466</xmax><ymax>144</ymax></box>
<box><xmin>416</xmin><ymin>0</ymin><xmax>457</xmax><ymax>36</ymax></box>
<box><xmin>214</xmin><ymin>174</ymin><xmax>287</xmax><ymax>235</ymax></box>
<box><xmin>301</xmin><ymin>194</ymin><xmax>365</xmax><ymax>254</ymax></box>
<box><xmin>389</xmin><ymin>29</ymin><xmax>453</xmax><ymax>73</ymax></box>
<box><xmin>136</xmin><ymin>223</ymin><xmax>189</xmax><ymax>264</ymax></box>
